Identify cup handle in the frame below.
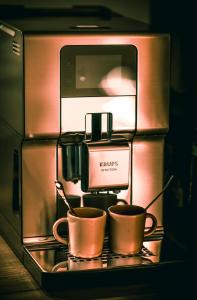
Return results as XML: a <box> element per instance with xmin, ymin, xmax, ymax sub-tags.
<box><xmin>144</xmin><ymin>213</ymin><xmax>157</xmax><ymax>237</ymax></box>
<box><xmin>52</xmin><ymin>217</ymin><xmax>69</xmax><ymax>245</ymax></box>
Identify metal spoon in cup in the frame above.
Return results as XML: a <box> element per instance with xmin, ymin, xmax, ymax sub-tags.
<box><xmin>55</xmin><ymin>175</ymin><xmax>174</xmax><ymax>217</ymax></box>
<box><xmin>145</xmin><ymin>175</ymin><xmax>174</xmax><ymax>210</ymax></box>
<box><xmin>55</xmin><ymin>180</ymin><xmax>78</xmax><ymax>217</ymax></box>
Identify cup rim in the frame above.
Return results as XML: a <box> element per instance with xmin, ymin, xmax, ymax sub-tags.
<box><xmin>68</xmin><ymin>206</ymin><xmax>107</xmax><ymax>219</ymax></box>
<box><xmin>108</xmin><ymin>204</ymin><xmax>146</xmax><ymax>216</ymax></box>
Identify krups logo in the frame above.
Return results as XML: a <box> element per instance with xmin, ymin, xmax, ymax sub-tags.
<box><xmin>100</xmin><ymin>161</ymin><xmax>119</xmax><ymax>167</ymax></box>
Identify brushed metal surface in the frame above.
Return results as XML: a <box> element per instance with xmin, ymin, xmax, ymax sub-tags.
<box><xmin>24</xmin><ymin>33</ymin><xmax>169</xmax><ymax>137</ymax></box>
<box><xmin>22</xmin><ymin>140</ymin><xmax>57</xmax><ymax>239</ymax></box>
<box><xmin>57</xmin><ymin>139</ymin><xmax>132</xmax><ymax>205</ymax></box>
<box><xmin>132</xmin><ymin>135</ymin><xmax>165</xmax><ymax>228</ymax></box>
<box><xmin>87</xmin><ymin>142</ymin><xmax>130</xmax><ymax>191</ymax></box>
<box><xmin>0</xmin><ymin>119</ymin><xmax>21</xmax><ymax>236</ymax></box>
<box><xmin>0</xmin><ymin>27</ymin><xmax>24</xmax><ymax>135</ymax></box>
<box><xmin>61</xmin><ymin>96</ymin><xmax>136</xmax><ymax>133</ymax></box>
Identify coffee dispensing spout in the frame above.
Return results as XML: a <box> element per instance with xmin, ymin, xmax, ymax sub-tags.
<box><xmin>81</xmin><ymin>112</ymin><xmax>130</xmax><ymax>193</ymax></box>
<box><xmin>85</xmin><ymin>112</ymin><xmax>113</xmax><ymax>141</ymax></box>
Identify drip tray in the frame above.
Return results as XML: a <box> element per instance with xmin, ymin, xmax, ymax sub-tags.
<box><xmin>26</xmin><ymin>239</ymin><xmax>159</xmax><ymax>273</ymax></box>
<box><xmin>23</xmin><ymin>237</ymin><xmax>185</xmax><ymax>290</ymax></box>
<box><xmin>50</xmin><ymin>244</ymin><xmax>154</xmax><ymax>272</ymax></box>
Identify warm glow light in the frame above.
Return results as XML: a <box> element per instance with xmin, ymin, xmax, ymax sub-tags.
<box><xmin>103</xmin><ymin>97</ymin><xmax>135</xmax><ymax>129</ymax></box>
<box><xmin>61</xmin><ymin>95</ymin><xmax>136</xmax><ymax>132</ymax></box>
<box><xmin>99</xmin><ymin>66</ymin><xmax>136</xmax><ymax>95</ymax></box>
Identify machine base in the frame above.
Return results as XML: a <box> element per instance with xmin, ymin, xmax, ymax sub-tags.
<box><xmin>23</xmin><ymin>236</ymin><xmax>187</xmax><ymax>291</ymax></box>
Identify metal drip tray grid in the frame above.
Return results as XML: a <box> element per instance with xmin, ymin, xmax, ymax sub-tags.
<box><xmin>27</xmin><ymin>239</ymin><xmax>159</xmax><ymax>273</ymax></box>
<box><xmin>65</xmin><ymin>244</ymin><xmax>154</xmax><ymax>270</ymax></box>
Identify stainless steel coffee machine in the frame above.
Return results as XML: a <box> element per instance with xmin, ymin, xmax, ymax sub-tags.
<box><xmin>0</xmin><ymin>12</ymin><xmax>181</xmax><ymax>289</ymax></box>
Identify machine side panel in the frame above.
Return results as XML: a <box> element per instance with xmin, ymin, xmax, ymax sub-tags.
<box><xmin>132</xmin><ymin>135</ymin><xmax>165</xmax><ymax>231</ymax></box>
<box><xmin>24</xmin><ymin>33</ymin><xmax>170</xmax><ymax>138</ymax></box>
<box><xmin>0</xmin><ymin>119</ymin><xmax>22</xmax><ymax>252</ymax></box>
<box><xmin>135</xmin><ymin>35</ymin><xmax>170</xmax><ymax>134</ymax></box>
<box><xmin>22</xmin><ymin>140</ymin><xmax>57</xmax><ymax>240</ymax></box>
<box><xmin>0</xmin><ymin>23</ymin><xmax>24</xmax><ymax>135</ymax></box>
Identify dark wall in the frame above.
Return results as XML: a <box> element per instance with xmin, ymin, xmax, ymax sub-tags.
<box><xmin>0</xmin><ymin>0</ymin><xmax>151</xmax><ymax>23</ymax></box>
<box><xmin>150</xmin><ymin>0</ymin><xmax>196</xmax><ymax>250</ymax></box>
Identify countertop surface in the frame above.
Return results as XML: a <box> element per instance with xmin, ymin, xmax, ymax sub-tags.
<box><xmin>0</xmin><ymin>234</ymin><xmax>194</xmax><ymax>300</ymax></box>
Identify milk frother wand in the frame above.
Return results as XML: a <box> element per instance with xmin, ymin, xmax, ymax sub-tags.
<box><xmin>145</xmin><ymin>175</ymin><xmax>174</xmax><ymax>210</ymax></box>
<box><xmin>55</xmin><ymin>180</ymin><xmax>78</xmax><ymax>216</ymax></box>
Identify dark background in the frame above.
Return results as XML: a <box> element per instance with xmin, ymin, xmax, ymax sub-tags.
<box><xmin>151</xmin><ymin>0</ymin><xmax>196</xmax><ymax>253</ymax></box>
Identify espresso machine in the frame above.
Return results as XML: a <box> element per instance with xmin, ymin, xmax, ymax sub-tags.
<box><xmin>0</xmin><ymin>7</ymin><xmax>184</xmax><ymax>289</ymax></box>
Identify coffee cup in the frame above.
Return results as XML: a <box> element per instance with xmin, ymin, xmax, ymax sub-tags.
<box><xmin>108</xmin><ymin>205</ymin><xmax>157</xmax><ymax>255</ymax></box>
<box><xmin>52</xmin><ymin>207</ymin><xmax>106</xmax><ymax>258</ymax></box>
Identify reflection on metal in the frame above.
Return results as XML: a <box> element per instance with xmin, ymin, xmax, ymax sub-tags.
<box><xmin>100</xmin><ymin>66</ymin><xmax>136</xmax><ymax>95</ymax></box>
<box><xmin>0</xmin><ymin>24</ymin><xmax>15</xmax><ymax>36</ymax></box>
<box><xmin>132</xmin><ymin>135</ymin><xmax>164</xmax><ymax>229</ymax></box>
<box><xmin>28</xmin><ymin>239</ymin><xmax>161</xmax><ymax>273</ymax></box>
<box><xmin>22</xmin><ymin>140</ymin><xmax>57</xmax><ymax>239</ymax></box>
<box><xmin>83</xmin><ymin>140</ymin><xmax>130</xmax><ymax>191</ymax></box>
<box><xmin>143</xmin><ymin>240</ymin><xmax>162</xmax><ymax>263</ymax></box>
<box><xmin>61</xmin><ymin>96</ymin><xmax>136</xmax><ymax>133</ymax></box>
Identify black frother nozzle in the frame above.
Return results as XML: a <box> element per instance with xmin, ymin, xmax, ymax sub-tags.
<box><xmin>145</xmin><ymin>175</ymin><xmax>174</xmax><ymax>210</ymax></box>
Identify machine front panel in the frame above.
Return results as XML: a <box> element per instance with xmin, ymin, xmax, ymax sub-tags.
<box><xmin>61</xmin><ymin>96</ymin><xmax>136</xmax><ymax>133</ymax></box>
<box><xmin>24</xmin><ymin>33</ymin><xmax>169</xmax><ymax>138</ymax></box>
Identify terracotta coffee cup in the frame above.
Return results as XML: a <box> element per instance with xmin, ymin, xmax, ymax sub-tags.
<box><xmin>108</xmin><ymin>204</ymin><xmax>157</xmax><ymax>255</ymax></box>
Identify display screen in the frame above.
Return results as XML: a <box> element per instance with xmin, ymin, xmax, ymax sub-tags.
<box><xmin>60</xmin><ymin>45</ymin><xmax>137</xmax><ymax>97</ymax></box>
<box><xmin>76</xmin><ymin>55</ymin><xmax>122</xmax><ymax>89</ymax></box>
